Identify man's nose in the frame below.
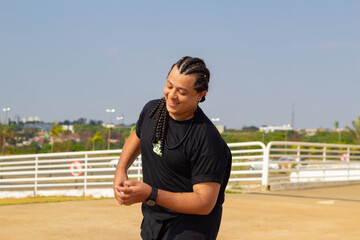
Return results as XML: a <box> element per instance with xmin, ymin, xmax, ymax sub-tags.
<box><xmin>169</xmin><ymin>89</ymin><xmax>177</xmax><ymax>99</ymax></box>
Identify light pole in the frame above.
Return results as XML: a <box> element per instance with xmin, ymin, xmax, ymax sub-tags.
<box><xmin>2</xmin><ymin>107</ymin><xmax>11</xmax><ymax>125</ymax></box>
<box><xmin>211</xmin><ymin>117</ymin><xmax>220</xmax><ymax>123</ymax></box>
<box><xmin>2</xmin><ymin>107</ymin><xmax>11</xmax><ymax>155</ymax></box>
<box><xmin>338</xmin><ymin>128</ymin><xmax>342</xmax><ymax>143</ymax></box>
<box><xmin>116</xmin><ymin>116</ymin><xmax>124</xmax><ymax>125</ymax></box>
<box><xmin>211</xmin><ymin>117</ymin><xmax>223</xmax><ymax>133</ymax></box>
<box><xmin>1</xmin><ymin>132</ymin><xmax>5</xmax><ymax>155</ymax></box>
<box><xmin>116</xmin><ymin>116</ymin><xmax>124</xmax><ymax>148</ymax></box>
<box><xmin>106</xmin><ymin>109</ymin><xmax>115</xmax><ymax>150</ymax></box>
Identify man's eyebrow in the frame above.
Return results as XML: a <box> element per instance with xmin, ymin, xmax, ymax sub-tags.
<box><xmin>166</xmin><ymin>80</ymin><xmax>188</xmax><ymax>92</ymax></box>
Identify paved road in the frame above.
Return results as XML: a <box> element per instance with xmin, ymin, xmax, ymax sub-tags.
<box><xmin>1</xmin><ymin>184</ymin><xmax>360</xmax><ymax>240</ymax></box>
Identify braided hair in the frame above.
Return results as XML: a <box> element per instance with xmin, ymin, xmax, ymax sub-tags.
<box><xmin>149</xmin><ymin>56</ymin><xmax>210</xmax><ymax>155</ymax></box>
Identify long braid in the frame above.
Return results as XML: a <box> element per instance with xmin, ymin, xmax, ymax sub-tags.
<box><xmin>149</xmin><ymin>98</ymin><xmax>168</xmax><ymax>154</ymax></box>
<box><xmin>149</xmin><ymin>56</ymin><xmax>210</xmax><ymax>156</ymax></box>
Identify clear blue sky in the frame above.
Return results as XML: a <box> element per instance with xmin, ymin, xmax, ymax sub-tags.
<box><xmin>0</xmin><ymin>0</ymin><xmax>359</xmax><ymax>129</ymax></box>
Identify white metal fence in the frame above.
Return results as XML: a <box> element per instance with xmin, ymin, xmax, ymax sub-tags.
<box><xmin>227</xmin><ymin>142</ymin><xmax>267</xmax><ymax>185</ymax></box>
<box><xmin>0</xmin><ymin>149</ymin><xmax>141</xmax><ymax>197</ymax></box>
<box><xmin>1</xmin><ymin>141</ymin><xmax>360</xmax><ymax>197</ymax></box>
<box><xmin>265</xmin><ymin>141</ymin><xmax>360</xmax><ymax>185</ymax></box>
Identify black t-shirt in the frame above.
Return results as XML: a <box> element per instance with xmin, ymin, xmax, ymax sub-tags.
<box><xmin>136</xmin><ymin>99</ymin><xmax>232</xmax><ymax>240</ymax></box>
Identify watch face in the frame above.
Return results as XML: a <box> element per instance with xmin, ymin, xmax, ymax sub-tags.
<box><xmin>146</xmin><ymin>199</ymin><xmax>156</xmax><ymax>207</ymax></box>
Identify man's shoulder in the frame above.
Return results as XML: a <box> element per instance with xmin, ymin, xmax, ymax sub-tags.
<box><xmin>144</xmin><ymin>99</ymin><xmax>161</xmax><ymax>109</ymax></box>
<box><xmin>195</xmin><ymin>108</ymin><xmax>221</xmax><ymax>136</ymax></box>
<box><xmin>190</xmin><ymin>109</ymin><xmax>228</xmax><ymax>152</ymax></box>
<box><xmin>140</xmin><ymin>99</ymin><xmax>162</xmax><ymax>116</ymax></box>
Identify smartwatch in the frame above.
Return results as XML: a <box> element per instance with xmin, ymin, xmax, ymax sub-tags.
<box><xmin>145</xmin><ymin>187</ymin><xmax>158</xmax><ymax>207</ymax></box>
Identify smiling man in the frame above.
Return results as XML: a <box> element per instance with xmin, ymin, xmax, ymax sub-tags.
<box><xmin>113</xmin><ymin>56</ymin><xmax>232</xmax><ymax>240</ymax></box>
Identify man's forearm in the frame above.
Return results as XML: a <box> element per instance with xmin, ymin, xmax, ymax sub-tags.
<box><xmin>155</xmin><ymin>182</ymin><xmax>220</xmax><ymax>215</ymax></box>
<box><xmin>113</xmin><ymin>131</ymin><xmax>141</xmax><ymax>186</ymax></box>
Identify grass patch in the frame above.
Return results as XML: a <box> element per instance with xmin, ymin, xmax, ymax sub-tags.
<box><xmin>231</xmin><ymin>185</ymin><xmax>243</xmax><ymax>190</ymax></box>
<box><xmin>225</xmin><ymin>190</ymin><xmax>242</xmax><ymax>194</ymax></box>
<box><xmin>0</xmin><ymin>196</ymin><xmax>110</xmax><ymax>206</ymax></box>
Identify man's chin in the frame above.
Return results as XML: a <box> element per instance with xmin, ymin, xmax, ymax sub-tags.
<box><xmin>167</xmin><ymin>109</ymin><xmax>176</xmax><ymax>115</ymax></box>
<box><xmin>166</xmin><ymin>104</ymin><xmax>178</xmax><ymax>112</ymax></box>
<box><xmin>166</xmin><ymin>107</ymin><xmax>177</xmax><ymax>117</ymax></box>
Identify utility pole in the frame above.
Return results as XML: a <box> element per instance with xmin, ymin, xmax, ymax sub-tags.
<box><xmin>116</xmin><ymin>116</ymin><xmax>124</xmax><ymax>125</ymax></box>
<box><xmin>106</xmin><ymin>109</ymin><xmax>115</xmax><ymax>150</ymax></box>
<box><xmin>2</xmin><ymin>108</ymin><xmax>11</xmax><ymax>155</ymax></box>
<box><xmin>291</xmin><ymin>102</ymin><xmax>295</xmax><ymax>130</ymax></box>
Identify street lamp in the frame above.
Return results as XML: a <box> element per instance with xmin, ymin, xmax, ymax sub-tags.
<box><xmin>2</xmin><ymin>107</ymin><xmax>10</xmax><ymax>155</ymax></box>
<box><xmin>2</xmin><ymin>107</ymin><xmax>11</xmax><ymax>125</ymax></box>
<box><xmin>338</xmin><ymin>128</ymin><xmax>343</xmax><ymax>143</ymax></box>
<box><xmin>116</xmin><ymin>116</ymin><xmax>124</xmax><ymax>125</ymax></box>
<box><xmin>211</xmin><ymin>117</ymin><xmax>224</xmax><ymax>133</ymax></box>
<box><xmin>106</xmin><ymin>109</ymin><xmax>115</xmax><ymax>150</ymax></box>
<box><xmin>211</xmin><ymin>117</ymin><xmax>220</xmax><ymax>123</ymax></box>
<box><xmin>115</xmin><ymin>116</ymin><xmax>124</xmax><ymax>149</ymax></box>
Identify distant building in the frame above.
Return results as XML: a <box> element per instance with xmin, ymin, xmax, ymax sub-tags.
<box><xmin>303</xmin><ymin>128</ymin><xmax>318</xmax><ymax>136</ymax></box>
<box><xmin>215</xmin><ymin>125</ymin><xmax>225</xmax><ymax>134</ymax></box>
<box><xmin>296</xmin><ymin>128</ymin><xmax>328</xmax><ymax>136</ymax></box>
<box><xmin>333</xmin><ymin>121</ymin><xmax>339</xmax><ymax>132</ymax></box>
<box><xmin>102</xmin><ymin>123</ymin><xmax>116</xmax><ymax>128</ymax></box>
<box><xmin>259</xmin><ymin>124</ymin><xmax>293</xmax><ymax>133</ymax></box>
<box><xmin>62</xmin><ymin>125</ymin><xmax>74</xmax><ymax>133</ymax></box>
<box><xmin>19</xmin><ymin>117</ymin><xmax>27</xmax><ymax>123</ymax></box>
<box><xmin>27</xmin><ymin>116</ymin><xmax>41</xmax><ymax>123</ymax></box>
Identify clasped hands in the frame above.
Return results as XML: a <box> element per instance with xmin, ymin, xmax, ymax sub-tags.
<box><xmin>114</xmin><ymin>180</ymin><xmax>152</xmax><ymax>206</ymax></box>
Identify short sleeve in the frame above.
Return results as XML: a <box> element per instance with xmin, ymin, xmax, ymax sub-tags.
<box><xmin>190</xmin><ymin>130</ymin><xmax>230</xmax><ymax>186</ymax></box>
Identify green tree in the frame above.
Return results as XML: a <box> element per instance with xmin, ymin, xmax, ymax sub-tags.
<box><xmin>27</xmin><ymin>141</ymin><xmax>41</xmax><ymax>154</ymax></box>
<box><xmin>345</xmin><ymin>116</ymin><xmax>360</xmax><ymax>145</ymax></box>
<box><xmin>1</xmin><ymin>126</ymin><xmax>6</xmax><ymax>155</ymax></box>
<box><xmin>91</xmin><ymin>131</ymin><xmax>104</xmax><ymax>150</ymax></box>
<box><xmin>23</xmin><ymin>127</ymin><xmax>40</xmax><ymax>139</ymax></box>
<box><xmin>1</xmin><ymin>124</ymin><xmax>16</xmax><ymax>155</ymax></box>
<box><xmin>50</xmin><ymin>121</ymin><xmax>63</xmax><ymax>152</ymax></box>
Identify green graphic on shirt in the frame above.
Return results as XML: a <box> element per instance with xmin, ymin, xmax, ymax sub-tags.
<box><xmin>152</xmin><ymin>141</ymin><xmax>162</xmax><ymax>157</ymax></box>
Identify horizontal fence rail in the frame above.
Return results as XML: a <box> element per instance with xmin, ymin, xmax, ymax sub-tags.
<box><xmin>265</xmin><ymin>141</ymin><xmax>360</xmax><ymax>186</ymax></box>
<box><xmin>1</xmin><ymin>141</ymin><xmax>360</xmax><ymax>197</ymax></box>
<box><xmin>0</xmin><ymin>149</ymin><xmax>142</xmax><ymax>197</ymax></box>
<box><xmin>227</xmin><ymin>142</ymin><xmax>267</xmax><ymax>185</ymax></box>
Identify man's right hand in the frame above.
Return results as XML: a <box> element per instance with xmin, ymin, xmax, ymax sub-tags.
<box><xmin>113</xmin><ymin>172</ymin><xmax>128</xmax><ymax>205</ymax></box>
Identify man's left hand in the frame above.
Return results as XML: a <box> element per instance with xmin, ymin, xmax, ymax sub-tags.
<box><xmin>116</xmin><ymin>180</ymin><xmax>152</xmax><ymax>206</ymax></box>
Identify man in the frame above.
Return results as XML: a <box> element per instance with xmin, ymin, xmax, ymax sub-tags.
<box><xmin>113</xmin><ymin>56</ymin><xmax>232</xmax><ymax>239</ymax></box>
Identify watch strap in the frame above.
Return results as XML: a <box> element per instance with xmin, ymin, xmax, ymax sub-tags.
<box><xmin>145</xmin><ymin>187</ymin><xmax>158</xmax><ymax>206</ymax></box>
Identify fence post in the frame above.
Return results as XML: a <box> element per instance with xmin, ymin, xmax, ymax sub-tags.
<box><xmin>296</xmin><ymin>145</ymin><xmax>301</xmax><ymax>182</ymax></box>
<box><xmin>34</xmin><ymin>155</ymin><xmax>38</xmax><ymax>196</ymax></box>
<box><xmin>322</xmin><ymin>146</ymin><xmax>326</xmax><ymax>181</ymax></box>
<box><xmin>84</xmin><ymin>153</ymin><xmax>88</xmax><ymax>196</ymax></box>
<box><xmin>262</xmin><ymin>143</ymin><xmax>269</xmax><ymax>189</ymax></box>
<box><xmin>347</xmin><ymin>147</ymin><xmax>350</xmax><ymax>181</ymax></box>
